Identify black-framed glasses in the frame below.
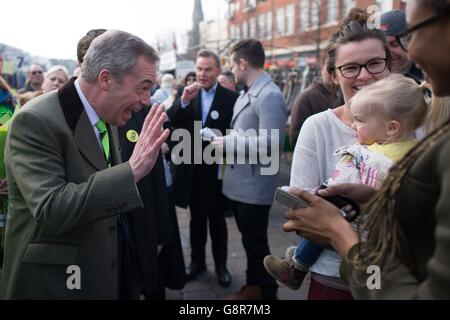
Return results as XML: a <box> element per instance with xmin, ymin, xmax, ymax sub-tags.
<box><xmin>336</xmin><ymin>58</ymin><xmax>388</xmax><ymax>79</ymax></box>
<box><xmin>31</xmin><ymin>70</ymin><xmax>43</xmax><ymax>75</ymax></box>
<box><xmin>395</xmin><ymin>4</ymin><xmax>450</xmax><ymax>52</ymax></box>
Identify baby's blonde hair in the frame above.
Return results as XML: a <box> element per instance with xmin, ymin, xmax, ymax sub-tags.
<box><xmin>349</xmin><ymin>74</ymin><xmax>428</xmax><ymax>138</ymax></box>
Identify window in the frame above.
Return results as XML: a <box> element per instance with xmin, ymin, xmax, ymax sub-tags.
<box><xmin>276</xmin><ymin>7</ymin><xmax>285</xmax><ymax>36</ymax></box>
<box><xmin>327</xmin><ymin>0</ymin><xmax>337</xmax><ymax>23</ymax></box>
<box><xmin>249</xmin><ymin>17</ymin><xmax>256</xmax><ymax>38</ymax></box>
<box><xmin>286</xmin><ymin>4</ymin><xmax>295</xmax><ymax>35</ymax></box>
<box><xmin>377</xmin><ymin>0</ymin><xmax>394</xmax><ymax>12</ymax></box>
<box><xmin>258</xmin><ymin>14</ymin><xmax>266</xmax><ymax>39</ymax></box>
<box><xmin>245</xmin><ymin>0</ymin><xmax>257</xmax><ymax>9</ymax></box>
<box><xmin>342</xmin><ymin>0</ymin><xmax>356</xmax><ymax>16</ymax></box>
<box><xmin>266</xmin><ymin>11</ymin><xmax>272</xmax><ymax>39</ymax></box>
<box><xmin>300</xmin><ymin>0</ymin><xmax>309</xmax><ymax>31</ymax></box>
<box><xmin>242</xmin><ymin>21</ymin><xmax>248</xmax><ymax>39</ymax></box>
<box><xmin>229</xmin><ymin>2</ymin><xmax>236</xmax><ymax>18</ymax></box>
<box><xmin>235</xmin><ymin>24</ymin><xmax>241</xmax><ymax>40</ymax></box>
<box><xmin>400</xmin><ymin>0</ymin><xmax>407</xmax><ymax>11</ymax></box>
<box><xmin>311</xmin><ymin>0</ymin><xmax>320</xmax><ymax>28</ymax></box>
<box><xmin>229</xmin><ymin>24</ymin><xmax>235</xmax><ymax>40</ymax></box>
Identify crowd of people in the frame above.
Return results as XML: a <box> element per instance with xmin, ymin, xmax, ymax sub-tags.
<box><xmin>0</xmin><ymin>0</ymin><xmax>449</xmax><ymax>300</ymax></box>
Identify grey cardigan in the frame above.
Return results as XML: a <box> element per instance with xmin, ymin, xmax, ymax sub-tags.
<box><xmin>222</xmin><ymin>72</ymin><xmax>287</xmax><ymax>205</ymax></box>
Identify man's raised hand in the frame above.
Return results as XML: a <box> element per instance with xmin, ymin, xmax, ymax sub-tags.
<box><xmin>129</xmin><ymin>104</ymin><xmax>170</xmax><ymax>183</ymax></box>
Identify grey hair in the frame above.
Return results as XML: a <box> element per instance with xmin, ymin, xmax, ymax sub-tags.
<box><xmin>197</xmin><ymin>49</ymin><xmax>220</xmax><ymax>68</ymax></box>
<box><xmin>81</xmin><ymin>30</ymin><xmax>159</xmax><ymax>84</ymax></box>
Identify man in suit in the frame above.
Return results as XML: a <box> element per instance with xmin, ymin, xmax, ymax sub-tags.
<box><xmin>168</xmin><ymin>49</ymin><xmax>239</xmax><ymax>287</ymax></box>
<box><xmin>212</xmin><ymin>39</ymin><xmax>287</xmax><ymax>300</ymax></box>
<box><xmin>0</xmin><ymin>30</ymin><xmax>169</xmax><ymax>299</ymax></box>
<box><xmin>75</xmin><ymin>28</ymin><xmax>185</xmax><ymax>300</ymax></box>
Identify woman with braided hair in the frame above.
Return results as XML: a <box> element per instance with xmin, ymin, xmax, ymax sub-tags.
<box><xmin>283</xmin><ymin>0</ymin><xmax>450</xmax><ymax>299</ymax></box>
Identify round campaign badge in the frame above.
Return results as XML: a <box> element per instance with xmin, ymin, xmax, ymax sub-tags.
<box><xmin>211</xmin><ymin>110</ymin><xmax>219</xmax><ymax>120</ymax></box>
<box><xmin>126</xmin><ymin>130</ymin><xmax>139</xmax><ymax>143</ymax></box>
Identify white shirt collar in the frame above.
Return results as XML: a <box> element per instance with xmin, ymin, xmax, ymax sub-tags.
<box><xmin>201</xmin><ymin>82</ymin><xmax>218</xmax><ymax>95</ymax></box>
<box><xmin>74</xmin><ymin>78</ymin><xmax>100</xmax><ymax>127</ymax></box>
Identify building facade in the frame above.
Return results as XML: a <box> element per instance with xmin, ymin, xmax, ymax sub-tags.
<box><xmin>227</xmin><ymin>0</ymin><xmax>406</xmax><ymax>66</ymax></box>
<box><xmin>199</xmin><ymin>19</ymin><xmax>229</xmax><ymax>54</ymax></box>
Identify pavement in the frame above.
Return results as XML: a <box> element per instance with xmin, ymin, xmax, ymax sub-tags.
<box><xmin>166</xmin><ymin>153</ymin><xmax>311</xmax><ymax>300</ymax></box>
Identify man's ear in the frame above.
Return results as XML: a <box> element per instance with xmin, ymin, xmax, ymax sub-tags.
<box><xmin>239</xmin><ymin>58</ymin><xmax>247</xmax><ymax>70</ymax></box>
<box><xmin>386</xmin><ymin>120</ymin><xmax>401</xmax><ymax>138</ymax></box>
<box><xmin>98</xmin><ymin>69</ymin><xmax>113</xmax><ymax>91</ymax></box>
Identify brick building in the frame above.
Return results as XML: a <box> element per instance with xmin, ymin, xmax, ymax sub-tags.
<box><xmin>227</xmin><ymin>0</ymin><xmax>406</xmax><ymax>67</ymax></box>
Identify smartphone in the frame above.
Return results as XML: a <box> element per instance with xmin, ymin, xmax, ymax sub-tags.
<box><xmin>317</xmin><ymin>183</ymin><xmax>360</xmax><ymax>222</ymax></box>
<box><xmin>274</xmin><ymin>186</ymin><xmax>309</xmax><ymax>210</ymax></box>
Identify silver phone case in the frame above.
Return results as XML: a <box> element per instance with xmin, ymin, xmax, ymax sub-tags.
<box><xmin>274</xmin><ymin>188</ymin><xmax>309</xmax><ymax>210</ymax></box>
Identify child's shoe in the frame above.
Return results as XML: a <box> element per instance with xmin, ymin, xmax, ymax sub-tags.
<box><xmin>263</xmin><ymin>246</ymin><xmax>307</xmax><ymax>290</ymax></box>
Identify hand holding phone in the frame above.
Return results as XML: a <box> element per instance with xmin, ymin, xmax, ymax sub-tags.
<box><xmin>274</xmin><ymin>186</ymin><xmax>310</xmax><ymax>211</ymax></box>
<box><xmin>317</xmin><ymin>183</ymin><xmax>360</xmax><ymax>222</ymax></box>
<box><xmin>274</xmin><ymin>185</ymin><xmax>360</xmax><ymax>222</ymax></box>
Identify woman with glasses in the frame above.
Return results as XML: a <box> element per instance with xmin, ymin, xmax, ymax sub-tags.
<box><xmin>283</xmin><ymin>0</ymin><xmax>450</xmax><ymax>299</ymax></box>
<box><xmin>283</xmin><ymin>8</ymin><xmax>391</xmax><ymax>300</ymax></box>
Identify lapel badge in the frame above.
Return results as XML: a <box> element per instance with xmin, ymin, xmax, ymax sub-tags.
<box><xmin>211</xmin><ymin>110</ymin><xmax>219</xmax><ymax>120</ymax></box>
<box><xmin>126</xmin><ymin>130</ymin><xmax>139</xmax><ymax>143</ymax></box>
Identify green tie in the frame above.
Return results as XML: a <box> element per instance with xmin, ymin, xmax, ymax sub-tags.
<box><xmin>95</xmin><ymin>119</ymin><xmax>111</xmax><ymax>166</ymax></box>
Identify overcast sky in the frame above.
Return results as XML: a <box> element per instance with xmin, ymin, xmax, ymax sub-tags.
<box><xmin>1</xmin><ymin>0</ymin><xmax>226</xmax><ymax>60</ymax></box>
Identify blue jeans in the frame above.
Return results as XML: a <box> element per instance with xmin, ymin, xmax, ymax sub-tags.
<box><xmin>294</xmin><ymin>239</ymin><xmax>323</xmax><ymax>267</ymax></box>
